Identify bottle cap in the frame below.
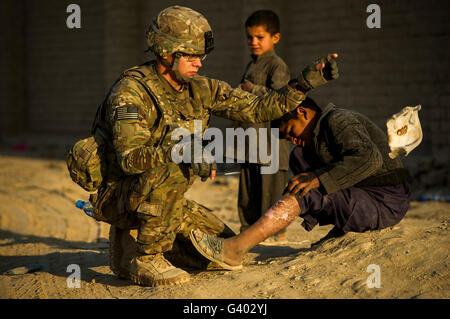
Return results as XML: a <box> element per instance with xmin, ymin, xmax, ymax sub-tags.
<box><xmin>76</xmin><ymin>200</ymin><xmax>85</xmax><ymax>209</ymax></box>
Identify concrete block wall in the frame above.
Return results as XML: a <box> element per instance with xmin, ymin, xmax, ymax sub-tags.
<box><xmin>103</xmin><ymin>0</ymin><xmax>141</xmax><ymax>90</ymax></box>
<box><xmin>0</xmin><ymin>0</ymin><xmax>26</xmax><ymax>138</ymax></box>
<box><xmin>0</xmin><ymin>0</ymin><xmax>449</xmax><ymax>162</ymax></box>
<box><xmin>280</xmin><ymin>0</ymin><xmax>450</xmax><ymax>159</ymax></box>
<box><xmin>24</xmin><ymin>0</ymin><xmax>106</xmax><ymax>136</ymax></box>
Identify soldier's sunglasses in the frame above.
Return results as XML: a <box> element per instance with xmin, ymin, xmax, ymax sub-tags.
<box><xmin>180</xmin><ymin>52</ymin><xmax>207</xmax><ymax>62</ymax></box>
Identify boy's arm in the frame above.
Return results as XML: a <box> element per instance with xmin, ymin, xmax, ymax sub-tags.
<box><xmin>269</xmin><ymin>61</ymin><xmax>291</xmax><ymax>90</ymax></box>
<box><xmin>314</xmin><ymin>112</ymin><xmax>383</xmax><ymax>194</ymax></box>
<box><xmin>250</xmin><ymin>83</ymin><xmax>268</xmax><ymax>96</ymax></box>
<box><xmin>245</xmin><ymin>61</ymin><xmax>291</xmax><ymax>96</ymax></box>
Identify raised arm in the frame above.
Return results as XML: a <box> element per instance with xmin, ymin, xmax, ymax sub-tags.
<box><xmin>209</xmin><ymin>53</ymin><xmax>339</xmax><ymax>123</ymax></box>
<box><xmin>209</xmin><ymin>80</ymin><xmax>306</xmax><ymax>123</ymax></box>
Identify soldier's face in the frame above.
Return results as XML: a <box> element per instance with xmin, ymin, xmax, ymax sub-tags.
<box><xmin>278</xmin><ymin>107</ymin><xmax>316</xmax><ymax>147</ymax></box>
<box><xmin>246</xmin><ymin>25</ymin><xmax>280</xmax><ymax>56</ymax></box>
<box><xmin>177</xmin><ymin>54</ymin><xmax>203</xmax><ymax>78</ymax></box>
<box><xmin>163</xmin><ymin>54</ymin><xmax>203</xmax><ymax>79</ymax></box>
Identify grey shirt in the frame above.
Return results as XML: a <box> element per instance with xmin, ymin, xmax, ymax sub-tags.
<box><xmin>309</xmin><ymin>103</ymin><xmax>408</xmax><ymax>194</ymax></box>
<box><xmin>236</xmin><ymin>50</ymin><xmax>292</xmax><ymax>170</ymax></box>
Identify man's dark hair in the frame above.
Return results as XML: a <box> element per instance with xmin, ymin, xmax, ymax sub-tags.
<box><xmin>299</xmin><ymin>97</ymin><xmax>320</xmax><ymax>112</ymax></box>
<box><xmin>272</xmin><ymin>97</ymin><xmax>320</xmax><ymax>128</ymax></box>
<box><xmin>245</xmin><ymin>10</ymin><xmax>280</xmax><ymax>35</ymax></box>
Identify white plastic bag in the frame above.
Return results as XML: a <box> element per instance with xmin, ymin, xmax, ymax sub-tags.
<box><xmin>386</xmin><ymin>105</ymin><xmax>423</xmax><ymax>159</ymax></box>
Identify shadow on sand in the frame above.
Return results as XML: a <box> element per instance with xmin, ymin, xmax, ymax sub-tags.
<box><xmin>0</xmin><ymin>229</ymin><xmax>133</xmax><ymax>287</ymax></box>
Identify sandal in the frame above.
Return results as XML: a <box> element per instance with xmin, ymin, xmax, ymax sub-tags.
<box><xmin>189</xmin><ymin>229</ymin><xmax>242</xmax><ymax>271</ymax></box>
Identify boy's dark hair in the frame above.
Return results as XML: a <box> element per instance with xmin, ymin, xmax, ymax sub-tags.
<box><xmin>245</xmin><ymin>10</ymin><xmax>280</xmax><ymax>35</ymax></box>
<box><xmin>272</xmin><ymin>97</ymin><xmax>320</xmax><ymax>128</ymax></box>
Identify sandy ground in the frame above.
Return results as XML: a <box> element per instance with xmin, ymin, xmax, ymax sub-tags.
<box><xmin>0</xmin><ymin>153</ymin><xmax>448</xmax><ymax>299</ymax></box>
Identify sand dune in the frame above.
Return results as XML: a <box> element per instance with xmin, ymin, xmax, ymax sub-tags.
<box><xmin>0</xmin><ymin>154</ymin><xmax>448</xmax><ymax>299</ymax></box>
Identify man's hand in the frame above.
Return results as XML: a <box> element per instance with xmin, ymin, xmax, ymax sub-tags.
<box><xmin>297</xmin><ymin>53</ymin><xmax>339</xmax><ymax>92</ymax></box>
<box><xmin>238</xmin><ymin>80</ymin><xmax>255</xmax><ymax>93</ymax></box>
<box><xmin>286</xmin><ymin>171</ymin><xmax>320</xmax><ymax>197</ymax></box>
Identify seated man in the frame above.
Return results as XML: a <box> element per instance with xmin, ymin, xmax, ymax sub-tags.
<box><xmin>189</xmin><ymin>97</ymin><xmax>412</xmax><ymax>270</ymax></box>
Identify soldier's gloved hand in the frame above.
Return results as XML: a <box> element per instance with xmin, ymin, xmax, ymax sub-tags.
<box><xmin>170</xmin><ymin>135</ymin><xmax>217</xmax><ymax>182</ymax></box>
<box><xmin>297</xmin><ymin>53</ymin><xmax>339</xmax><ymax>92</ymax></box>
<box><xmin>191</xmin><ymin>160</ymin><xmax>217</xmax><ymax>182</ymax></box>
<box><xmin>188</xmin><ymin>139</ymin><xmax>217</xmax><ymax>182</ymax></box>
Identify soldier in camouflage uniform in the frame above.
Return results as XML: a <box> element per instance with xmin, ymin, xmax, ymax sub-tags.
<box><xmin>93</xmin><ymin>6</ymin><xmax>338</xmax><ymax>287</ymax></box>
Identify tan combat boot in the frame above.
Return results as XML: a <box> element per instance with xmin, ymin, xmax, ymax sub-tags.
<box><xmin>109</xmin><ymin>226</ymin><xmax>138</xmax><ymax>279</ymax></box>
<box><xmin>129</xmin><ymin>253</ymin><xmax>191</xmax><ymax>287</ymax></box>
<box><xmin>164</xmin><ymin>236</ymin><xmax>211</xmax><ymax>270</ymax></box>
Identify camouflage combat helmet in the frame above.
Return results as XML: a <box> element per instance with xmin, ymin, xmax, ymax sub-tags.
<box><xmin>147</xmin><ymin>6</ymin><xmax>214</xmax><ymax>57</ymax></box>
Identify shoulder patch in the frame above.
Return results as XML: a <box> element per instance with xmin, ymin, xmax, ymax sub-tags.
<box><xmin>115</xmin><ymin>106</ymin><xmax>139</xmax><ymax>120</ymax></box>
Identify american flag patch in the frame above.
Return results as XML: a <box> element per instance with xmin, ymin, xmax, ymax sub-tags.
<box><xmin>115</xmin><ymin>106</ymin><xmax>139</xmax><ymax>120</ymax></box>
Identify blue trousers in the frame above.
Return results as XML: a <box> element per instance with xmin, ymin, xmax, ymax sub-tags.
<box><xmin>290</xmin><ymin>147</ymin><xmax>411</xmax><ymax>233</ymax></box>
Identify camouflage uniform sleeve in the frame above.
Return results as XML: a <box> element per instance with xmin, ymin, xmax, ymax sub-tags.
<box><xmin>207</xmin><ymin>79</ymin><xmax>305</xmax><ymax>123</ymax></box>
<box><xmin>107</xmin><ymin>77</ymin><xmax>171</xmax><ymax>175</ymax></box>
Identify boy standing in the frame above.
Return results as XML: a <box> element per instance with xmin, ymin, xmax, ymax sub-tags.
<box><xmin>236</xmin><ymin>10</ymin><xmax>292</xmax><ymax>245</ymax></box>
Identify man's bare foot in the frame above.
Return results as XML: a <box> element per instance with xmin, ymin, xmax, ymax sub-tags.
<box><xmin>189</xmin><ymin>229</ymin><xmax>243</xmax><ymax>271</ymax></box>
<box><xmin>222</xmin><ymin>237</ymin><xmax>246</xmax><ymax>266</ymax></box>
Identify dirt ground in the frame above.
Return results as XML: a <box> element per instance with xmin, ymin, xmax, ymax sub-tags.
<box><xmin>0</xmin><ymin>152</ymin><xmax>448</xmax><ymax>299</ymax></box>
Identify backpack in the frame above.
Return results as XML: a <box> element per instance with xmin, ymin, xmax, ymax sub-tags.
<box><xmin>66</xmin><ymin>90</ymin><xmax>111</xmax><ymax>193</ymax></box>
<box><xmin>66</xmin><ymin>62</ymin><xmax>161</xmax><ymax>193</ymax></box>
<box><xmin>65</xmin><ymin>63</ymin><xmax>162</xmax><ymax>229</ymax></box>
<box><xmin>66</xmin><ymin>121</ymin><xmax>140</xmax><ymax>229</ymax></box>
<box><xmin>66</xmin><ymin>131</ymin><xmax>107</xmax><ymax>192</ymax></box>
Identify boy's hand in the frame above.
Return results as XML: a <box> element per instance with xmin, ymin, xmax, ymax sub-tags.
<box><xmin>239</xmin><ymin>80</ymin><xmax>255</xmax><ymax>93</ymax></box>
<box><xmin>297</xmin><ymin>53</ymin><xmax>339</xmax><ymax>92</ymax></box>
<box><xmin>285</xmin><ymin>171</ymin><xmax>320</xmax><ymax>197</ymax></box>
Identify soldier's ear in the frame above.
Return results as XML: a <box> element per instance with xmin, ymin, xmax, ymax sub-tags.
<box><xmin>161</xmin><ymin>54</ymin><xmax>174</xmax><ymax>63</ymax></box>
